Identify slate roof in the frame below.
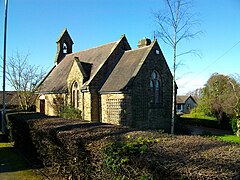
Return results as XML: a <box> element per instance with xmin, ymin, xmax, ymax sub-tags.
<box><xmin>0</xmin><ymin>91</ymin><xmax>19</xmax><ymax>106</ymax></box>
<box><xmin>176</xmin><ymin>95</ymin><xmax>197</xmax><ymax>104</ymax></box>
<box><xmin>37</xmin><ymin>41</ymin><xmax>118</xmax><ymax>93</ymax></box>
<box><xmin>100</xmin><ymin>42</ymin><xmax>153</xmax><ymax>92</ymax></box>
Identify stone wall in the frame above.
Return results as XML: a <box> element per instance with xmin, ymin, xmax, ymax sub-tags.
<box><xmin>36</xmin><ymin>93</ymin><xmax>66</xmax><ymax>116</ymax></box>
<box><xmin>101</xmin><ymin>93</ymin><xmax>132</xmax><ymax>125</ymax></box>
<box><xmin>82</xmin><ymin>92</ymin><xmax>91</xmax><ymax>121</ymax></box>
<box><xmin>130</xmin><ymin>42</ymin><xmax>173</xmax><ymax>132</ymax></box>
<box><xmin>67</xmin><ymin>59</ymin><xmax>84</xmax><ymax>110</ymax></box>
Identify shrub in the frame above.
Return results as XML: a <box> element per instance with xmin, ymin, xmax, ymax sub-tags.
<box><xmin>102</xmin><ymin>136</ymin><xmax>159</xmax><ymax>172</ymax></box>
<box><xmin>60</xmin><ymin>106</ymin><xmax>82</xmax><ymax>120</ymax></box>
<box><xmin>189</xmin><ymin>109</ymin><xmax>216</xmax><ymax>120</ymax></box>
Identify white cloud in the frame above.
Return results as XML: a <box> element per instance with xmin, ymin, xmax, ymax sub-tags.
<box><xmin>176</xmin><ymin>75</ymin><xmax>207</xmax><ymax>95</ymax></box>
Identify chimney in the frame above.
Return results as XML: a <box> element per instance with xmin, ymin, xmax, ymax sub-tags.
<box><xmin>138</xmin><ymin>37</ymin><xmax>151</xmax><ymax>48</ymax></box>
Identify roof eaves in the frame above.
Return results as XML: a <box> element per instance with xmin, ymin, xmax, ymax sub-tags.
<box><xmin>189</xmin><ymin>95</ymin><xmax>197</xmax><ymax>104</ymax></box>
<box><xmin>99</xmin><ymin>90</ymin><xmax>129</xmax><ymax>94</ymax></box>
<box><xmin>34</xmin><ymin>90</ymin><xmax>67</xmax><ymax>95</ymax></box>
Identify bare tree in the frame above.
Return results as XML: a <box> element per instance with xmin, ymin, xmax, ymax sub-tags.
<box><xmin>153</xmin><ymin>0</ymin><xmax>201</xmax><ymax>133</ymax></box>
<box><xmin>5</xmin><ymin>51</ymin><xmax>45</xmax><ymax>110</ymax></box>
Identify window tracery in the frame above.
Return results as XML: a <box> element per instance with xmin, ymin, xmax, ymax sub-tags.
<box><xmin>72</xmin><ymin>81</ymin><xmax>80</xmax><ymax>108</ymax></box>
<box><xmin>150</xmin><ymin>71</ymin><xmax>161</xmax><ymax>104</ymax></box>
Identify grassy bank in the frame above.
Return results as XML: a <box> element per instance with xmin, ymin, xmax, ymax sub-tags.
<box><xmin>178</xmin><ymin>113</ymin><xmax>233</xmax><ymax>130</ymax></box>
<box><xmin>216</xmin><ymin>135</ymin><xmax>240</xmax><ymax>144</ymax></box>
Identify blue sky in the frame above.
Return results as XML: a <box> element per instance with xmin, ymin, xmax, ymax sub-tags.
<box><xmin>0</xmin><ymin>0</ymin><xmax>239</xmax><ymax>94</ymax></box>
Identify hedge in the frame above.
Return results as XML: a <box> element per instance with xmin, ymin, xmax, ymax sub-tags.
<box><xmin>8</xmin><ymin>112</ymin><xmax>240</xmax><ymax>179</ymax></box>
<box><xmin>8</xmin><ymin>112</ymin><xmax>138</xmax><ymax>179</ymax></box>
<box><xmin>177</xmin><ymin>116</ymin><xmax>232</xmax><ymax>130</ymax></box>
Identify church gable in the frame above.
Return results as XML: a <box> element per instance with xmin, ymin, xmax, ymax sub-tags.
<box><xmin>67</xmin><ymin>57</ymin><xmax>90</xmax><ymax>109</ymax></box>
<box><xmin>129</xmin><ymin>40</ymin><xmax>173</xmax><ymax>131</ymax></box>
<box><xmin>100</xmin><ymin>38</ymin><xmax>173</xmax><ymax>132</ymax></box>
<box><xmin>67</xmin><ymin>58</ymin><xmax>85</xmax><ymax>93</ymax></box>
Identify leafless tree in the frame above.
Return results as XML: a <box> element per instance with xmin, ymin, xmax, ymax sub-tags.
<box><xmin>153</xmin><ymin>0</ymin><xmax>201</xmax><ymax>133</ymax></box>
<box><xmin>5</xmin><ymin>51</ymin><xmax>45</xmax><ymax>110</ymax></box>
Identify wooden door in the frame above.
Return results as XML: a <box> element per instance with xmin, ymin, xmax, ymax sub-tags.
<box><xmin>40</xmin><ymin>99</ymin><xmax>45</xmax><ymax>114</ymax></box>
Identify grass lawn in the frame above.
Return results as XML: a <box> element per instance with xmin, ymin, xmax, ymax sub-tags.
<box><xmin>181</xmin><ymin>113</ymin><xmax>217</xmax><ymax>121</ymax></box>
<box><xmin>0</xmin><ymin>142</ymin><xmax>46</xmax><ymax>180</ymax></box>
<box><xmin>216</xmin><ymin>135</ymin><xmax>240</xmax><ymax>144</ymax></box>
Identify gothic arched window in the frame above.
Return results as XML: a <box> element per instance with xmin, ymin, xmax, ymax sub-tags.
<box><xmin>150</xmin><ymin>71</ymin><xmax>161</xmax><ymax>104</ymax></box>
<box><xmin>72</xmin><ymin>81</ymin><xmax>80</xmax><ymax>108</ymax></box>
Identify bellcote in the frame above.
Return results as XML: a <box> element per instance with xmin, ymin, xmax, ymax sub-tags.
<box><xmin>55</xmin><ymin>28</ymin><xmax>74</xmax><ymax>65</ymax></box>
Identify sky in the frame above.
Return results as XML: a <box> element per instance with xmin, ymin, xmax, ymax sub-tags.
<box><xmin>0</xmin><ymin>0</ymin><xmax>239</xmax><ymax>95</ymax></box>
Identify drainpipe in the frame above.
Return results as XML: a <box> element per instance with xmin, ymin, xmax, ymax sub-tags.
<box><xmin>81</xmin><ymin>88</ymin><xmax>87</xmax><ymax>120</ymax></box>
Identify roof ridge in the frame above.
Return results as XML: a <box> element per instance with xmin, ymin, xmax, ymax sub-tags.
<box><xmin>68</xmin><ymin>41</ymin><xmax>117</xmax><ymax>56</ymax></box>
<box><xmin>124</xmin><ymin>45</ymin><xmax>150</xmax><ymax>52</ymax></box>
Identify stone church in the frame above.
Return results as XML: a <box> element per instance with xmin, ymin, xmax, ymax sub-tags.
<box><xmin>36</xmin><ymin>29</ymin><xmax>174</xmax><ymax>132</ymax></box>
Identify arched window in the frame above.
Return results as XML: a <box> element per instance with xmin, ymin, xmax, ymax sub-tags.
<box><xmin>150</xmin><ymin>71</ymin><xmax>161</xmax><ymax>104</ymax></box>
<box><xmin>72</xmin><ymin>81</ymin><xmax>80</xmax><ymax>108</ymax></box>
<box><xmin>63</xmin><ymin>43</ymin><xmax>68</xmax><ymax>54</ymax></box>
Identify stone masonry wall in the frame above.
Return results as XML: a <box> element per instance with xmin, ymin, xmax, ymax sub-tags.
<box><xmin>67</xmin><ymin>60</ymin><xmax>84</xmax><ymax>110</ymax></box>
<box><xmin>82</xmin><ymin>92</ymin><xmax>92</xmax><ymax>121</ymax></box>
<box><xmin>130</xmin><ymin>43</ymin><xmax>173</xmax><ymax>132</ymax></box>
<box><xmin>36</xmin><ymin>93</ymin><xmax>66</xmax><ymax>116</ymax></box>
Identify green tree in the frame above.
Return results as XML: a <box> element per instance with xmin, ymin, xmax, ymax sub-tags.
<box><xmin>197</xmin><ymin>73</ymin><xmax>240</xmax><ymax>127</ymax></box>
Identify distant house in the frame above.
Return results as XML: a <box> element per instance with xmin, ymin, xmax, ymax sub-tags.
<box><xmin>35</xmin><ymin>29</ymin><xmax>175</xmax><ymax>132</ymax></box>
<box><xmin>0</xmin><ymin>91</ymin><xmax>37</xmax><ymax>110</ymax></box>
<box><xmin>176</xmin><ymin>95</ymin><xmax>197</xmax><ymax>114</ymax></box>
<box><xmin>0</xmin><ymin>91</ymin><xmax>19</xmax><ymax>109</ymax></box>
